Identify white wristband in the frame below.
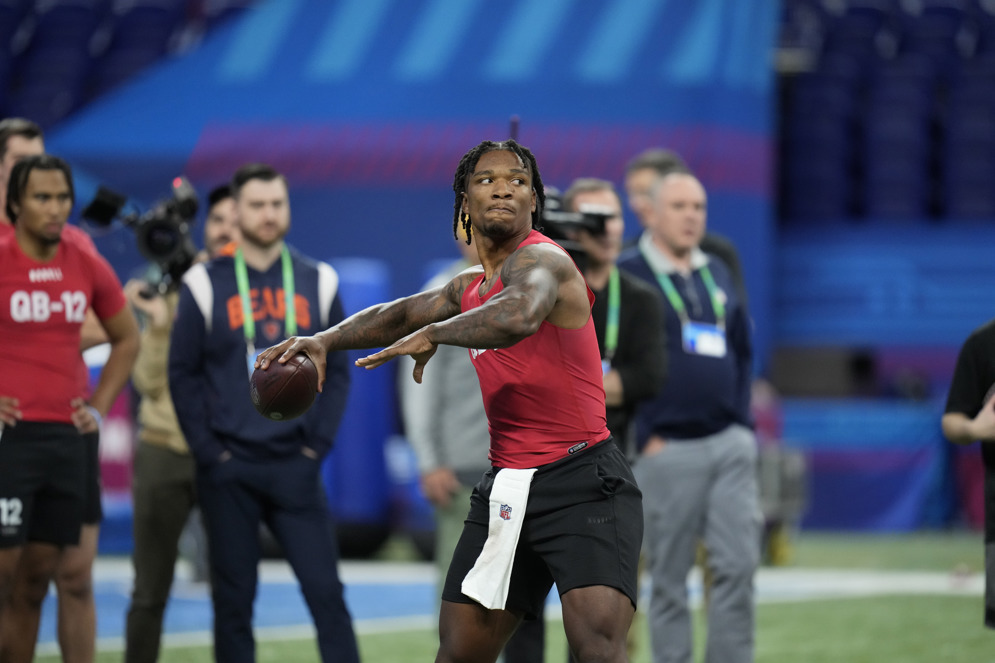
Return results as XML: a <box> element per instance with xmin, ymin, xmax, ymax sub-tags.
<box><xmin>85</xmin><ymin>405</ymin><xmax>102</xmax><ymax>429</ymax></box>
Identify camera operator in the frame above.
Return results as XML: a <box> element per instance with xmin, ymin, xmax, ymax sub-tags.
<box><xmin>197</xmin><ymin>184</ymin><xmax>239</xmax><ymax>261</ymax></box>
<box><xmin>558</xmin><ymin>178</ymin><xmax>667</xmax><ymax>455</ymax></box>
<box><xmin>506</xmin><ymin>178</ymin><xmax>667</xmax><ymax>663</ymax></box>
<box><xmin>122</xmin><ymin>183</ymin><xmax>239</xmax><ymax>663</ymax></box>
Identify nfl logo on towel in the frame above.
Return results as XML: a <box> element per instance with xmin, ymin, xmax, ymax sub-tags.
<box><xmin>500</xmin><ymin>504</ymin><xmax>512</xmax><ymax>521</ymax></box>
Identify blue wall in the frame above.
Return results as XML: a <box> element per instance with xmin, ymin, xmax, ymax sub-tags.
<box><xmin>48</xmin><ymin>0</ymin><xmax>779</xmax><ymax>370</ymax></box>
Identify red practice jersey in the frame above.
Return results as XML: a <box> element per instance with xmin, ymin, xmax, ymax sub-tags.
<box><xmin>0</xmin><ymin>233</ymin><xmax>126</xmax><ymax>423</ymax></box>
<box><xmin>462</xmin><ymin>230</ymin><xmax>610</xmax><ymax>469</ymax></box>
<box><xmin>1</xmin><ymin>222</ymin><xmax>102</xmax><ymax>398</ymax></box>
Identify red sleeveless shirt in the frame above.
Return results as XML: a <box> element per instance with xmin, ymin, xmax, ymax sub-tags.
<box><xmin>461</xmin><ymin>230</ymin><xmax>610</xmax><ymax>469</ymax></box>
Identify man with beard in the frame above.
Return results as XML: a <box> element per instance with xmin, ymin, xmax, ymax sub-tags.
<box><xmin>168</xmin><ymin>164</ymin><xmax>359</xmax><ymax>663</ymax></box>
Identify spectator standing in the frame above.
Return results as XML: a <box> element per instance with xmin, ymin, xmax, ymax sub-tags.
<box><xmin>0</xmin><ymin>155</ymin><xmax>139</xmax><ymax>661</ymax></box>
<box><xmin>168</xmin><ymin>164</ymin><xmax>359</xmax><ymax>663</ymax></box>
<box><xmin>618</xmin><ymin>170</ymin><xmax>760</xmax><ymax>663</ymax></box>
<box><xmin>507</xmin><ymin>177</ymin><xmax>667</xmax><ymax>663</ymax></box>
<box><xmin>1</xmin><ymin>118</ymin><xmax>121</xmax><ymax>663</ymax></box>
<box><xmin>0</xmin><ymin>119</ymin><xmax>44</xmax><ymax>227</ymax></box>
<box><xmin>941</xmin><ymin>318</ymin><xmax>995</xmax><ymax>629</ymax></box>
<box><xmin>622</xmin><ymin>147</ymin><xmax>746</xmax><ymax>302</ymax></box>
<box><xmin>561</xmin><ymin>178</ymin><xmax>666</xmax><ymax>458</ymax></box>
<box><xmin>123</xmin><ymin>183</ymin><xmax>240</xmax><ymax>663</ymax></box>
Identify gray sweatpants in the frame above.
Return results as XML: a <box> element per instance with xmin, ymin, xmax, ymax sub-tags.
<box><xmin>634</xmin><ymin>423</ymin><xmax>762</xmax><ymax>663</ymax></box>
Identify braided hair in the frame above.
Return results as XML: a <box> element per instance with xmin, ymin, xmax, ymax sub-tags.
<box><xmin>451</xmin><ymin>139</ymin><xmax>546</xmax><ymax>245</ymax></box>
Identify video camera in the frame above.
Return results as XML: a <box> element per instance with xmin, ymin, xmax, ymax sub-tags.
<box><xmin>541</xmin><ymin>187</ymin><xmax>615</xmax><ymax>240</ymax></box>
<box><xmin>82</xmin><ymin>177</ymin><xmax>199</xmax><ymax>294</ymax></box>
<box><xmin>540</xmin><ymin>187</ymin><xmax>616</xmax><ymax>270</ymax></box>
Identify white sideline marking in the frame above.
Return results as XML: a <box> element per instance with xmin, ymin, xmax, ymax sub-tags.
<box><xmin>33</xmin><ymin>560</ymin><xmax>985</xmax><ymax>656</ymax></box>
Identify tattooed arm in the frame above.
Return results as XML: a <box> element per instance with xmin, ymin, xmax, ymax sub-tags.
<box><xmin>430</xmin><ymin>242</ymin><xmax>589</xmax><ymax>347</ymax></box>
<box><xmin>255</xmin><ymin>266</ymin><xmax>481</xmax><ymax>389</ymax></box>
<box><xmin>358</xmin><ymin>243</ymin><xmax>590</xmax><ymax>382</ymax></box>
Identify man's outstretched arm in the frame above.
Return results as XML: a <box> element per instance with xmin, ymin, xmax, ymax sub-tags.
<box><xmin>255</xmin><ymin>268</ymin><xmax>479</xmax><ymax>388</ymax></box>
<box><xmin>358</xmin><ymin>244</ymin><xmax>581</xmax><ymax>382</ymax></box>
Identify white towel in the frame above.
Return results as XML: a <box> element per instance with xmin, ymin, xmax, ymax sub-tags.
<box><xmin>461</xmin><ymin>467</ymin><xmax>537</xmax><ymax>610</ymax></box>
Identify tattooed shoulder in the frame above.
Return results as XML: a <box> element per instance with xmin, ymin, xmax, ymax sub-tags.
<box><xmin>501</xmin><ymin>243</ymin><xmax>570</xmax><ymax>286</ymax></box>
<box><xmin>445</xmin><ymin>267</ymin><xmax>482</xmax><ymax>304</ymax></box>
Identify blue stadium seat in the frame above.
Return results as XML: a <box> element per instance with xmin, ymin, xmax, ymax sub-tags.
<box><xmin>942</xmin><ymin>153</ymin><xmax>995</xmax><ymax>218</ymax></box>
<box><xmin>789</xmin><ymin>70</ymin><xmax>859</xmax><ymax>119</ymax></box>
<box><xmin>862</xmin><ymin>103</ymin><xmax>933</xmax><ymax>155</ymax></box>
<box><xmin>0</xmin><ymin>0</ymin><xmax>256</xmax><ymax>127</ymax></box>
<box><xmin>895</xmin><ymin>2</ymin><xmax>969</xmax><ymax>69</ymax></box>
<box><xmin>17</xmin><ymin>46</ymin><xmax>93</xmax><ymax>97</ymax></box>
<box><xmin>970</xmin><ymin>2</ymin><xmax>995</xmax><ymax>54</ymax></box>
<box><xmin>842</xmin><ymin>0</ymin><xmax>897</xmax><ymax>26</ymax></box>
<box><xmin>815</xmin><ymin>51</ymin><xmax>866</xmax><ymax>89</ymax></box>
<box><xmin>0</xmin><ymin>0</ymin><xmax>30</xmax><ymax>45</ymax></box>
<box><xmin>862</xmin><ymin>155</ymin><xmax>932</xmax><ymax>218</ymax></box>
<box><xmin>106</xmin><ymin>2</ymin><xmax>186</xmax><ymax>54</ymax></box>
<box><xmin>782</xmin><ymin>155</ymin><xmax>854</xmax><ymax>222</ymax></box>
<box><xmin>5</xmin><ymin>82</ymin><xmax>81</xmax><ymax>128</ymax></box>
<box><xmin>785</xmin><ymin>116</ymin><xmax>852</xmax><ymax>166</ymax></box>
<box><xmin>28</xmin><ymin>1</ymin><xmax>106</xmax><ymax>52</ymax></box>
<box><xmin>822</xmin><ymin>12</ymin><xmax>886</xmax><ymax>62</ymax></box>
<box><xmin>868</xmin><ymin>52</ymin><xmax>939</xmax><ymax>94</ymax></box>
<box><xmin>940</xmin><ymin>59</ymin><xmax>995</xmax><ymax>157</ymax></box>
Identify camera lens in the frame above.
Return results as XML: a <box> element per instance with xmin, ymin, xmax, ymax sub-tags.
<box><xmin>147</xmin><ymin>226</ymin><xmax>178</xmax><ymax>255</ymax></box>
<box><xmin>137</xmin><ymin>218</ymin><xmax>180</xmax><ymax>262</ymax></box>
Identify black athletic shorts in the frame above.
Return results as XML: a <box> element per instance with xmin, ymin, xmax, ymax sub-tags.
<box><xmin>442</xmin><ymin>438</ymin><xmax>643</xmax><ymax>619</ymax></box>
<box><xmin>0</xmin><ymin>421</ymin><xmax>87</xmax><ymax>547</ymax></box>
<box><xmin>82</xmin><ymin>431</ymin><xmax>102</xmax><ymax>524</ymax></box>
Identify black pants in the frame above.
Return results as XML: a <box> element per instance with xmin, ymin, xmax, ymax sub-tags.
<box><xmin>196</xmin><ymin>453</ymin><xmax>359</xmax><ymax>663</ymax></box>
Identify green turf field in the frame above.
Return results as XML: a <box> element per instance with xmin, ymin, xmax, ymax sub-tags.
<box><xmin>40</xmin><ymin>531</ymin><xmax>990</xmax><ymax>662</ymax></box>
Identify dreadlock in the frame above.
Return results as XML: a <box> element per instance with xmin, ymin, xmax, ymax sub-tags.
<box><xmin>451</xmin><ymin>139</ymin><xmax>546</xmax><ymax>245</ymax></box>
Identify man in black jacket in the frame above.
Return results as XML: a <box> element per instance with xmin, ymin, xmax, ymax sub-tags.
<box><xmin>560</xmin><ymin>177</ymin><xmax>666</xmax><ymax>457</ymax></box>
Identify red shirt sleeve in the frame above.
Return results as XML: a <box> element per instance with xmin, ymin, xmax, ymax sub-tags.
<box><xmin>87</xmin><ymin>250</ymin><xmax>127</xmax><ymax>320</ymax></box>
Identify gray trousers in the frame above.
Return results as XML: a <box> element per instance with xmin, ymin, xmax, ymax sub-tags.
<box><xmin>634</xmin><ymin>424</ymin><xmax>761</xmax><ymax>663</ymax></box>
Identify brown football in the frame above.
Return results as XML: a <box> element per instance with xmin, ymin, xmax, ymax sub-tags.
<box><xmin>249</xmin><ymin>353</ymin><xmax>318</xmax><ymax>421</ymax></box>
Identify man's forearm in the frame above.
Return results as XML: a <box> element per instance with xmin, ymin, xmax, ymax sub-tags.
<box><xmin>316</xmin><ymin>297</ymin><xmax>434</xmax><ymax>352</ymax></box>
<box><xmin>423</xmin><ymin>294</ymin><xmax>541</xmax><ymax>350</ymax></box>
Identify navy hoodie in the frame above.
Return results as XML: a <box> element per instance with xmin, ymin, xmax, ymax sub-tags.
<box><xmin>169</xmin><ymin>247</ymin><xmax>349</xmax><ymax>466</ymax></box>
